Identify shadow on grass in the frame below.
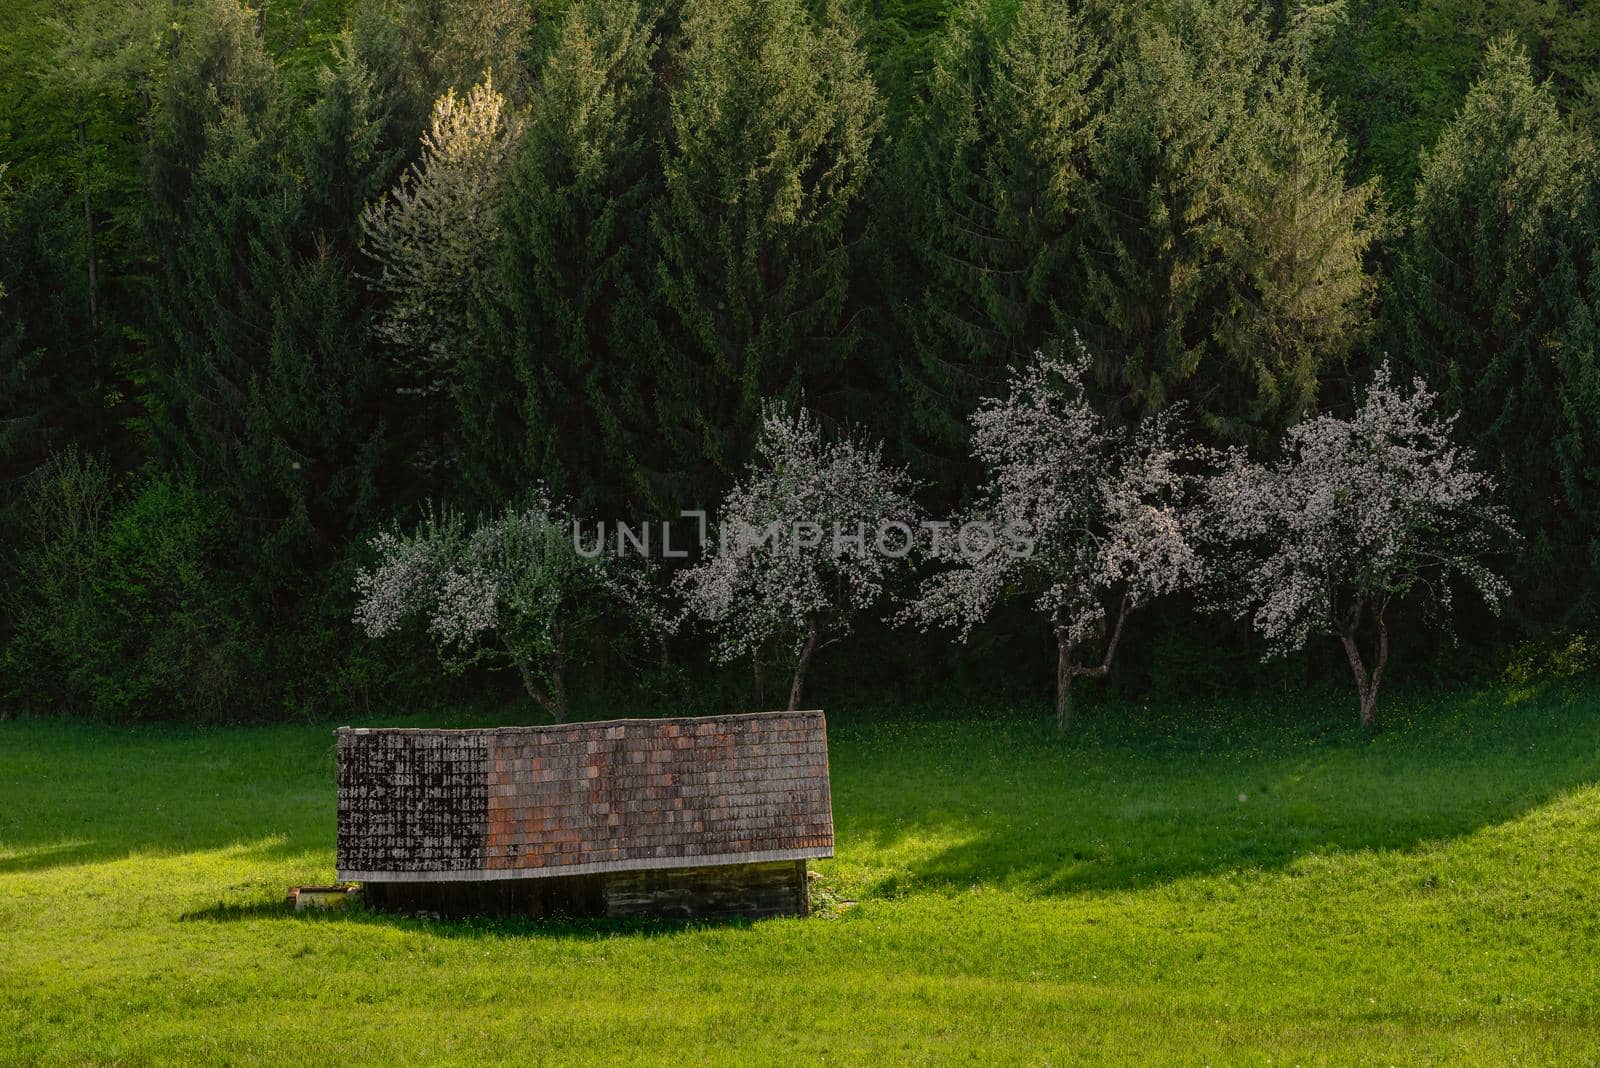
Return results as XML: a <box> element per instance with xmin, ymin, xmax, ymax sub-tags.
<box><xmin>827</xmin><ymin>682</ymin><xmax>1600</xmax><ymax>899</ymax></box>
<box><xmin>0</xmin><ymin>840</ymin><xmax>96</xmax><ymax>872</ymax></box>
<box><xmin>0</xmin><ymin>836</ymin><xmax>314</xmax><ymax>876</ymax></box>
<box><xmin>0</xmin><ymin>718</ymin><xmax>339</xmax><ymax>875</ymax></box>
<box><xmin>0</xmin><ymin>703</ymin><xmax>697</xmax><ymax>876</ymax></box>
<box><xmin>5</xmin><ymin>684</ymin><xmax>1599</xmax><ymax>907</ymax></box>
<box><xmin>179</xmin><ymin>898</ymin><xmax>758</xmax><ymax>940</ymax></box>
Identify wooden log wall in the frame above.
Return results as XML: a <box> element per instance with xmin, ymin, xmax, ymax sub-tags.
<box><xmin>362</xmin><ymin>860</ymin><xmax>809</xmax><ymax>921</ymax></box>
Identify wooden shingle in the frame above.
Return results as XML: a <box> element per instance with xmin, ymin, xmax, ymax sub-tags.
<box><xmin>337</xmin><ymin>711</ymin><xmax>833</xmax><ymax>882</ymax></box>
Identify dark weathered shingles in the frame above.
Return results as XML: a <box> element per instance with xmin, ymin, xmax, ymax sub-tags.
<box><xmin>336</xmin><ymin>730</ymin><xmax>489</xmax><ymax>874</ymax></box>
<box><xmin>337</xmin><ymin>711</ymin><xmax>833</xmax><ymax>881</ymax></box>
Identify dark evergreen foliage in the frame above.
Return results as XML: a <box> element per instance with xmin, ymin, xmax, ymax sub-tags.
<box><xmin>0</xmin><ymin>178</ymin><xmax>111</xmax><ymax>506</ymax></box>
<box><xmin>1078</xmin><ymin>0</ymin><xmax>1377</xmax><ymax>442</ymax></box>
<box><xmin>2</xmin><ymin>0</ymin><xmax>1597</xmax><ymax>719</ymax></box>
<box><xmin>1392</xmin><ymin>40</ymin><xmax>1600</xmax><ymax>628</ymax></box>
<box><xmin>887</xmin><ymin>0</ymin><xmax>1104</xmax><ymax>490</ymax></box>
<box><xmin>484</xmin><ymin>0</ymin><xmax>669</xmax><ymax>516</ymax></box>
<box><xmin>140</xmin><ymin>0</ymin><xmax>400</xmax><ymax>711</ymax></box>
<box><xmin>649</xmin><ymin>0</ymin><xmax>884</xmax><ymax>503</ymax></box>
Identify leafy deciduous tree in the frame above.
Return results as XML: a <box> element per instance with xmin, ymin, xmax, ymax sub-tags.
<box><xmin>363</xmin><ymin>75</ymin><xmax>523</xmax><ymax>397</ymax></box>
<box><xmin>355</xmin><ymin>497</ymin><xmax>664</xmax><ymax>721</ymax></box>
<box><xmin>0</xmin><ymin>448</ymin><xmax>112</xmax><ymax>713</ymax></box>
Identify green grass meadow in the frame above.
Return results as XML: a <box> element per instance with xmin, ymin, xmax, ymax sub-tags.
<box><xmin>4</xmin><ymin>687</ymin><xmax>1600</xmax><ymax>1064</ymax></box>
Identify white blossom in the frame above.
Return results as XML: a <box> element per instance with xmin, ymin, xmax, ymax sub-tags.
<box><xmin>354</xmin><ymin>494</ymin><xmax>666</xmax><ymax>720</ymax></box>
<box><xmin>1206</xmin><ymin>360</ymin><xmax>1514</xmax><ymax>724</ymax></box>
<box><xmin>675</xmin><ymin>404</ymin><xmax>922</xmax><ymax>709</ymax></box>
<box><xmin>905</xmin><ymin>342</ymin><xmax>1207</xmax><ymax>728</ymax></box>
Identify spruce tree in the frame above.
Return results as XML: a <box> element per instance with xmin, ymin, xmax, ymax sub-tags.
<box><xmin>1394</xmin><ymin>39</ymin><xmax>1600</xmax><ymax>624</ymax></box>
<box><xmin>475</xmin><ymin>0</ymin><xmax>667</xmax><ymax>516</ymax></box>
<box><xmin>143</xmin><ymin>0</ymin><xmax>287</xmax><ymax>510</ymax></box>
<box><xmin>0</xmin><ymin>176</ymin><xmax>107</xmax><ymax>503</ymax></box>
<box><xmin>245</xmin><ymin>40</ymin><xmax>400</xmax><ymax>586</ymax></box>
<box><xmin>144</xmin><ymin>0</ymin><xmax>400</xmax><ymax>699</ymax></box>
<box><xmin>651</xmin><ymin>0</ymin><xmax>883</xmax><ymax>503</ymax></box>
<box><xmin>1216</xmin><ymin>65</ymin><xmax>1380</xmax><ymax>430</ymax></box>
<box><xmin>889</xmin><ymin>0</ymin><xmax>1105</xmax><ymax>486</ymax></box>
<box><xmin>1078</xmin><ymin>0</ymin><xmax>1377</xmax><ymax>442</ymax></box>
<box><xmin>390</xmin><ymin>0</ymin><xmax>534</xmax><ymax>106</ymax></box>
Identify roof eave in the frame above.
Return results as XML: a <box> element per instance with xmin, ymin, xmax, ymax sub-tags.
<box><xmin>340</xmin><ymin>845</ymin><xmax>834</xmax><ymax>883</ymax></box>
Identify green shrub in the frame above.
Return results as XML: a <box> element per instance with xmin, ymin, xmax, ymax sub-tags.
<box><xmin>83</xmin><ymin>476</ymin><xmax>247</xmax><ymax>721</ymax></box>
<box><xmin>0</xmin><ymin>448</ymin><xmax>112</xmax><ymax>715</ymax></box>
<box><xmin>1</xmin><ymin>457</ymin><xmax>252</xmax><ymax>721</ymax></box>
<box><xmin>1504</xmin><ymin>632</ymin><xmax>1600</xmax><ymax>686</ymax></box>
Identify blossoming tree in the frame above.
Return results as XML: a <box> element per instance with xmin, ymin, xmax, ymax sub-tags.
<box><xmin>676</xmin><ymin>405</ymin><xmax>921</xmax><ymax>710</ymax></box>
<box><xmin>1206</xmin><ymin>363</ymin><xmax>1514</xmax><ymax>726</ymax></box>
<box><xmin>904</xmin><ymin>345</ymin><xmax>1206</xmax><ymax>732</ymax></box>
<box><xmin>354</xmin><ymin>496</ymin><xmax>661</xmax><ymax>721</ymax></box>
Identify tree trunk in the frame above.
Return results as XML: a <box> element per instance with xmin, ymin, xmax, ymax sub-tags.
<box><xmin>1052</xmin><ymin>597</ymin><xmax>1129</xmax><ymax>735</ymax></box>
<box><xmin>1337</xmin><ymin>628</ymin><xmax>1371</xmax><ymax>727</ymax></box>
<box><xmin>548</xmin><ymin>663</ymin><xmax>568</xmax><ymax>722</ymax></box>
<box><xmin>1357</xmin><ymin>683</ymin><xmax>1377</xmax><ymax>728</ymax></box>
<box><xmin>1336</xmin><ymin>594</ymin><xmax>1389</xmax><ymax>728</ymax></box>
<box><xmin>548</xmin><ymin>625</ymin><xmax>569</xmax><ymax>723</ymax></box>
<box><xmin>1364</xmin><ymin>599</ymin><xmax>1390</xmax><ymax>728</ymax></box>
<box><xmin>1056</xmin><ymin>634</ymin><xmax>1073</xmax><ymax>735</ymax></box>
<box><xmin>752</xmin><ymin>653</ymin><xmax>765</xmax><ymax>708</ymax></box>
<box><xmin>512</xmin><ymin>660</ymin><xmax>563</xmax><ymax>722</ymax></box>
<box><xmin>788</xmin><ymin>620</ymin><xmax>820</xmax><ymax>712</ymax></box>
<box><xmin>505</xmin><ymin>631</ymin><xmax>566</xmax><ymax>723</ymax></box>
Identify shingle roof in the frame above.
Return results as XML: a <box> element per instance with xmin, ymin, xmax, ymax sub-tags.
<box><xmin>336</xmin><ymin>711</ymin><xmax>833</xmax><ymax>882</ymax></box>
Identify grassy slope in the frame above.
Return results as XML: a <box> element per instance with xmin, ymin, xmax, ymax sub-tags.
<box><xmin>2</xmin><ymin>686</ymin><xmax>1599</xmax><ymax>1064</ymax></box>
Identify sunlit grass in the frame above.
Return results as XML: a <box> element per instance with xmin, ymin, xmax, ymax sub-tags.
<box><xmin>4</xmin><ymin>685</ymin><xmax>1600</xmax><ymax>1063</ymax></box>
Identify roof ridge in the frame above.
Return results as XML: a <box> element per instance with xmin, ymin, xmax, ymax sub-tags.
<box><xmin>336</xmin><ymin>710</ymin><xmax>825</xmax><ymax>735</ymax></box>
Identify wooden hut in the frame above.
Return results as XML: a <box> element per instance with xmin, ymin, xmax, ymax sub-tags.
<box><xmin>336</xmin><ymin>711</ymin><xmax>833</xmax><ymax>919</ymax></box>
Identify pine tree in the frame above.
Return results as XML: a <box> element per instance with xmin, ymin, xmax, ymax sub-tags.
<box><xmin>0</xmin><ymin>176</ymin><xmax>106</xmax><ymax>503</ymax></box>
<box><xmin>146</xmin><ymin>0</ymin><xmax>279</xmax><ymax>228</ymax></box>
<box><xmin>483</xmin><ymin>0</ymin><xmax>668</xmax><ymax>517</ymax></box>
<box><xmin>143</xmin><ymin>0</ymin><xmax>399</xmax><ymax>685</ymax></box>
<box><xmin>303</xmin><ymin>37</ymin><xmax>407</xmax><ymax>252</ymax></box>
<box><xmin>889</xmin><ymin>0</ymin><xmax>1105</xmax><ymax>487</ymax></box>
<box><xmin>1393</xmin><ymin>39</ymin><xmax>1600</xmax><ymax>624</ymax></box>
<box><xmin>390</xmin><ymin>0</ymin><xmax>534</xmax><ymax>105</ymax></box>
<box><xmin>143</xmin><ymin>0</ymin><xmax>288</xmax><ymax>509</ymax></box>
<box><xmin>245</xmin><ymin>39</ymin><xmax>401</xmax><ymax>587</ymax></box>
<box><xmin>1215</xmin><ymin>65</ymin><xmax>1381</xmax><ymax>430</ymax></box>
<box><xmin>651</xmin><ymin>0</ymin><xmax>883</xmax><ymax>503</ymax></box>
<box><xmin>1078</xmin><ymin>0</ymin><xmax>1377</xmax><ymax>442</ymax></box>
<box><xmin>0</xmin><ymin>168</ymin><xmax>40</xmax><ymax>491</ymax></box>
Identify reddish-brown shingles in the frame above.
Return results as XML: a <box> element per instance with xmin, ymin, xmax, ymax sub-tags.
<box><xmin>482</xmin><ymin>712</ymin><xmax>832</xmax><ymax>871</ymax></box>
